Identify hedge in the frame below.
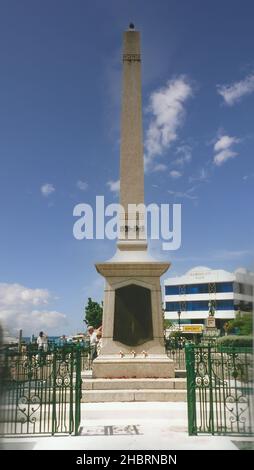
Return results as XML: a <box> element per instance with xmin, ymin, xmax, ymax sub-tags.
<box><xmin>216</xmin><ymin>335</ymin><xmax>253</xmax><ymax>348</ymax></box>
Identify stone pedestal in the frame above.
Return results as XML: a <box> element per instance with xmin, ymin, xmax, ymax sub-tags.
<box><xmin>205</xmin><ymin>316</ymin><xmax>216</xmax><ymax>329</ymax></box>
<box><xmin>93</xmin><ymin>260</ymin><xmax>174</xmax><ymax>379</ymax></box>
<box><xmin>204</xmin><ymin>315</ymin><xmax>220</xmax><ymax>338</ymax></box>
<box><xmin>93</xmin><ymin>356</ymin><xmax>174</xmax><ymax>379</ymax></box>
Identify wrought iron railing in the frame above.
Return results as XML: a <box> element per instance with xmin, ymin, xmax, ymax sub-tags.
<box><xmin>165</xmin><ymin>337</ymin><xmax>188</xmax><ymax>370</ymax></box>
<box><xmin>185</xmin><ymin>343</ymin><xmax>254</xmax><ymax>436</ymax></box>
<box><xmin>0</xmin><ymin>346</ymin><xmax>82</xmax><ymax>436</ymax></box>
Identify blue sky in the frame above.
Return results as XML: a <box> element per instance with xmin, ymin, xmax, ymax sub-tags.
<box><xmin>0</xmin><ymin>0</ymin><xmax>253</xmax><ymax>336</ymax></box>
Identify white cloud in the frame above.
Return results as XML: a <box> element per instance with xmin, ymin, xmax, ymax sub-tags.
<box><xmin>0</xmin><ymin>283</ymin><xmax>50</xmax><ymax>307</ymax></box>
<box><xmin>76</xmin><ymin>180</ymin><xmax>88</xmax><ymax>191</ymax></box>
<box><xmin>18</xmin><ymin>310</ymin><xmax>67</xmax><ymax>331</ymax></box>
<box><xmin>41</xmin><ymin>183</ymin><xmax>55</xmax><ymax>197</ymax></box>
<box><xmin>0</xmin><ymin>283</ymin><xmax>67</xmax><ymax>335</ymax></box>
<box><xmin>214</xmin><ymin>149</ymin><xmax>237</xmax><ymax>166</ymax></box>
<box><xmin>107</xmin><ymin>179</ymin><xmax>120</xmax><ymax>193</ymax></box>
<box><xmin>145</xmin><ymin>76</ymin><xmax>193</xmax><ymax>170</ymax></box>
<box><xmin>214</xmin><ymin>135</ymin><xmax>239</xmax><ymax>152</ymax></box>
<box><xmin>169</xmin><ymin>170</ymin><xmax>182</xmax><ymax>178</ymax></box>
<box><xmin>152</xmin><ymin>163</ymin><xmax>167</xmax><ymax>172</ymax></box>
<box><xmin>174</xmin><ymin>145</ymin><xmax>192</xmax><ymax>166</ymax></box>
<box><xmin>213</xmin><ymin>134</ymin><xmax>239</xmax><ymax>166</ymax></box>
<box><xmin>217</xmin><ymin>73</ymin><xmax>254</xmax><ymax>106</ymax></box>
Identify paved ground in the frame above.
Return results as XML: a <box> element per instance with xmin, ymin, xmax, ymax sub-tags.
<box><xmin>1</xmin><ymin>402</ymin><xmax>253</xmax><ymax>450</ymax></box>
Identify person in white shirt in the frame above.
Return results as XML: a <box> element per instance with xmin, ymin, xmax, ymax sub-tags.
<box><xmin>37</xmin><ymin>331</ymin><xmax>48</xmax><ymax>352</ymax></box>
<box><xmin>96</xmin><ymin>331</ymin><xmax>102</xmax><ymax>356</ymax></box>
<box><xmin>87</xmin><ymin>326</ymin><xmax>98</xmax><ymax>360</ymax></box>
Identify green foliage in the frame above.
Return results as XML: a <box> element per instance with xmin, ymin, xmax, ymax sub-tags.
<box><xmin>224</xmin><ymin>313</ymin><xmax>253</xmax><ymax>336</ymax></box>
<box><xmin>84</xmin><ymin>298</ymin><xmax>103</xmax><ymax>329</ymax></box>
<box><xmin>164</xmin><ymin>319</ymin><xmax>173</xmax><ymax>330</ymax></box>
<box><xmin>169</xmin><ymin>330</ymin><xmax>182</xmax><ymax>339</ymax></box>
<box><xmin>165</xmin><ymin>331</ymin><xmax>187</xmax><ymax>350</ymax></box>
<box><xmin>216</xmin><ymin>335</ymin><xmax>253</xmax><ymax>348</ymax></box>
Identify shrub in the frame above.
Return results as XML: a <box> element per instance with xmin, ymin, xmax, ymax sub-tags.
<box><xmin>216</xmin><ymin>335</ymin><xmax>253</xmax><ymax>348</ymax></box>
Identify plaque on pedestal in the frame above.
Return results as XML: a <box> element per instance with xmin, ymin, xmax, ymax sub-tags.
<box><xmin>206</xmin><ymin>316</ymin><xmax>216</xmax><ymax>328</ymax></box>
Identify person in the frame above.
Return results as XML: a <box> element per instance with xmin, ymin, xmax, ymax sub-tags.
<box><xmin>87</xmin><ymin>326</ymin><xmax>98</xmax><ymax>360</ymax></box>
<box><xmin>37</xmin><ymin>331</ymin><xmax>48</xmax><ymax>353</ymax></box>
<box><xmin>59</xmin><ymin>334</ymin><xmax>67</xmax><ymax>347</ymax></box>
<box><xmin>96</xmin><ymin>331</ymin><xmax>102</xmax><ymax>356</ymax></box>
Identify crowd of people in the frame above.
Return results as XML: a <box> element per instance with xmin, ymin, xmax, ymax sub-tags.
<box><xmin>0</xmin><ymin>326</ymin><xmax>104</xmax><ymax>366</ymax></box>
<box><xmin>33</xmin><ymin>326</ymin><xmax>102</xmax><ymax>359</ymax></box>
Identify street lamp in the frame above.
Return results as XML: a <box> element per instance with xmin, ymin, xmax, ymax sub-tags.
<box><xmin>177</xmin><ymin>310</ymin><xmax>181</xmax><ymax>330</ymax></box>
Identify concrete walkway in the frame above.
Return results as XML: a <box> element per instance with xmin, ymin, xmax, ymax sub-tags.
<box><xmin>1</xmin><ymin>402</ymin><xmax>253</xmax><ymax>450</ymax></box>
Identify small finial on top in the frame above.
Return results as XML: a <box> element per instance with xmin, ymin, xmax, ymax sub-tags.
<box><xmin>129</xmin><ymin>23</ymin><xmax>135</xmax><ymax>31</ymax></box>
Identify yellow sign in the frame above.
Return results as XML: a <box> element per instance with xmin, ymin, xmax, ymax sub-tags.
<box><xmin>182</xmin><ymin>325</ymin><xmax>203</xmax><ymax>334</ymax></box>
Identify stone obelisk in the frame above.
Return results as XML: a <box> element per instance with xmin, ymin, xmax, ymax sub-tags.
<box><xmin>93</xmin><ymin>25</ymin><xmax>174</xmax><ymax>379</ymax></box>
<box><xmin>119</xmin><ymin>27</ymin><xmax>145</xmax><ymax>248</ymax></box>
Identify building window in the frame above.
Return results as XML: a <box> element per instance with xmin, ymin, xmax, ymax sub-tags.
<box><xmin>186</xmin><ymin>284</ymin><xmax>209</xmax><ymax>294</ymax></box>
<box><xmin>165</xmin><ymin>299</ymin><xmax>236</xmax><ymax>312</ymax></box>
<box><xmin>216</xmin><ymin>282</ymin><xmax>233</xmax><ymax>293</ymax></box>
<box><xmin>165</xmin><ymin>301</ymin><xmax>180</xmax><ymax>311</ymax></box>
<box><xmin>165</xmin><ymin>282</ymin><xmax>234</xmax><ymax>296</ymax></box>
<box><xmin>165</xmin><ymin>286</ymin><xmax>179</xmax><ymax>295</ymax></box>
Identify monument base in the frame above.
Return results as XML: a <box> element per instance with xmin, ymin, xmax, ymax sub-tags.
<box><xmin>205</xmin><ymin>316</ymin><xmax>216</xmax><ymax>328</ymax></box>
<box><xmin>92</xmin><ymin>355</ymin><xmax>175</xmax><ymax>379</ymax></box>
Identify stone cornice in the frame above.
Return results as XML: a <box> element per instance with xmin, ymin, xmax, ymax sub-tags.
<box><xmin>95</xmin><ymin>262</ymin><xmax>170</xmax><ymax>278</ymax></box>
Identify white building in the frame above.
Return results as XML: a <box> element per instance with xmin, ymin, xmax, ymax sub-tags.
<box><xmin>164</xmin><ymin>266</ymin><xmax>254</xmax><ymax>331</ymax></box>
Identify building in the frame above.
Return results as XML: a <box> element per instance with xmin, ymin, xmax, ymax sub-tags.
<box><xmin>164</xmin><ymin>266</ymin><xmax>254</xmax><ymax>331</ymax></box>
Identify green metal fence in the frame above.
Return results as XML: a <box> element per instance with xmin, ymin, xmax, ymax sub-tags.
<box><xmin>186</xmin><ymin>343</ymin><xmax>254</xmax><ymax>436</ymax></box>
<box><xmin>165</xmin><ymin>337</ymin><xmax>188</xmax><ymax>370</ymax></box>
<box><xmin>0</xmin><ymin>346</ymin><xmax>82</xmax><ymax>436</ymax></box>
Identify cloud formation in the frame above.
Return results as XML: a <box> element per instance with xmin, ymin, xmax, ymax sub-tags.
<box><xmin>217</xmin><ymin>73</ymin><xmax>254</xmax><ymax>106</ymax></box>
<box><xmin>214</xmin><ymin>135</ymin><xmax>239</xmax><ymax>152</ymax></box>
<box><xmin>107</xmin><ymin>179</ymin><xmax>120</xmax><ymax>193</ymax></box>
<box><xmin>76</xmin><ymin>180</ymin><xmax>88</xmax><ymax>191</ymax></box>
<box><xmin>0</xmin><ymin>283</ymin><xmax>67</xmax><ymax>335</ymax></box>
<box><xmin>169</xmin><ymin>170</ymin><xmax>182</xmax><ymax>178</ymax></box>
<box><xmin>152</xmin><ymin>163</ymin><xmax>167</xmax><ymax>172</ymax></box>
<box><xmin>145</xmin><ymin>76</ymin><xmax>193</xmax><ymax>170</ymax></box>
<box><xmin>213</xmin><ymin>134</ymin><xmax>239</xmax><ymax>166</ymax></box>
<box><xmin>41</xmin><ymin>183</ymin><xmax>55</xmax><ymax>197</ymax></box>
<box><xmin>174</xmin><ymin>145</ymin><xmax>192</xmax><ymax>166</ymax></box>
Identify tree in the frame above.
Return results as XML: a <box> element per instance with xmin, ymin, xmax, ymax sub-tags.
<box><xmin>224</xmin><ymin>312</ymin><xmax>253</xmax><ymax>336</ymax></box>
<box><xmin>84</xmin><ymin>298</ymin><xmax>103</xmax><ymax>329</ymax></box>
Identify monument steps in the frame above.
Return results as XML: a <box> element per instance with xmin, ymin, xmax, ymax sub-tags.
<box><xmin>175</xmin><ymin>370</ymin><xmax>186</xmax><ymax>378</ymax></box>
<box><xmin>81</xmin><ymin>378</ymin><xmax>187</xmax><ymax>402</ymax></box>
<box><xmin>81</xmin><ymin>388</ymin><xmax>187</xmax><ymax>403</ymax></box>
<box><xmin>82</xmin><ymin>377</ymin><xmax>186</xmax><ymax>390</ymax></box>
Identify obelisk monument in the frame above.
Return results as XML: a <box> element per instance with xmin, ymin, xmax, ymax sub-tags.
<box><xmin>93</xmin><ymin>24</ymin><xmax>174</xmax><ymax>378</ymax></box>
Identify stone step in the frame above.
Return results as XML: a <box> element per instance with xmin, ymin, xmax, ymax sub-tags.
<box><xmin>82</xmin><ymin>378</ymin><xmax>186</xmax><ymax>391</ymax></box>
<box><xmin>82</xmin><ymin>389</ymin><xmax>187</xmax><ymax>403</ymax></box>
<box><xmin>175</xmin><ymin>370</ymin><xmax>186</xmax><ymax>378</ymax></box>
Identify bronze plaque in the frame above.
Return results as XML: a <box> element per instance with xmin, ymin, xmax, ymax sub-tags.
<box><xmin>113</xmin><ymin>284</ymin><xmax>153</xmax><ymax>346</ymax></box>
